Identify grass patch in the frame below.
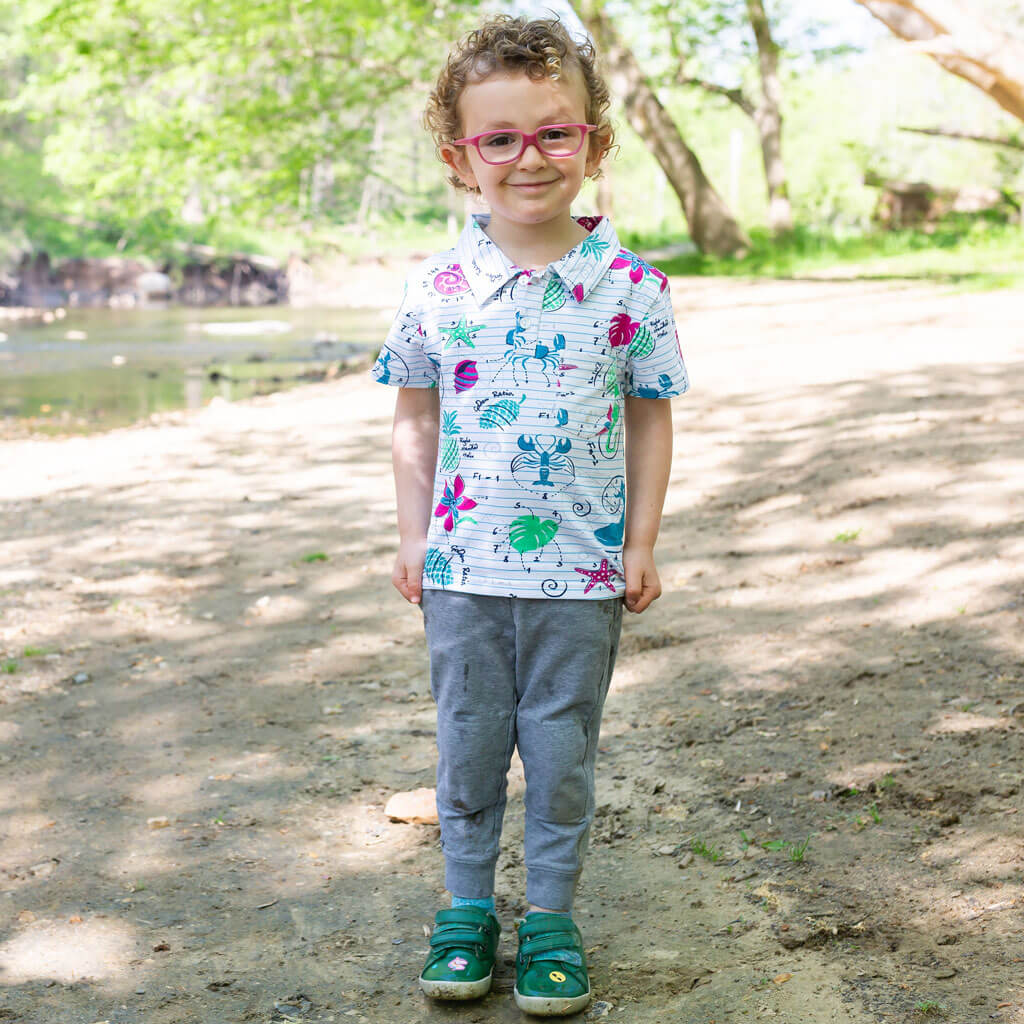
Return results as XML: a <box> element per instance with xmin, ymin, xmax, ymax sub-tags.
<box><xmin>22</xmin><ymin>646</ymin><xmax>50</xmax><ymax>657</ymax></box>
<box><xmin>301</xmin><ymin>552</ymin><xmax>329</xmax><ymax>563</ymax></box>
<box><xmin>2</xmin><ymin>660</ymin><xmax>18</xmax><ymax>674</ymax></box>
<box><xmin>832</xmin><ymin>528</ymin><xmax>862</xmax><ymax>543</ymax></box>
<box><xmin>691</xmin><ymin>837</ymin><xmax>724</xmax><ymax>863</ymax></box>
<box><xmin>627</xmin><ymin>220</ymin><xmax>1024</xmax><ymax>293</ymax></box>
<box><xmin>914</xmin><ymin>1000</ymin><xmax>944</xmax><ymax>1016</ymax></box>
<box><xmin>763</xmin><ymin>835</ymin><xmax>813</xmax><ymax>862</ymax></box>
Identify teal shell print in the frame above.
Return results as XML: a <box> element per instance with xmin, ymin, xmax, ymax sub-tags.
<box><xmin>542</xmin><ymin>276</ymin><xmax>568</xmax><ymax>312</ymax></box>
<box><xmin>424</xmin><ymin>548</ymin><xmax>454</xmax><ymax>586</ymax></box>
<box><xmin>479</xmin><ymin>394</ymin><xmax>526</xmax><ymax>430</ymax></box>
<box><xmin>440</xmin><ymin>410</ymin><xmax>461</xmax><ymax>473</ymax></box>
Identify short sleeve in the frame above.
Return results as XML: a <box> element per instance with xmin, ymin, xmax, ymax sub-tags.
<box><xmin>623</xmin><ymin>280</ymin><xmax>689</xmax><ymax>399</ymax></box>
<box><xmin>370</xmin><ymin>275</ymin><xmax>438</xmax><ymax>389</ymax></box>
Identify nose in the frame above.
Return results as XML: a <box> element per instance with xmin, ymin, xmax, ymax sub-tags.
<box><xmin>516</xmin><ymin>141</ymin><xmax>547</xmax><ymax>170</ymax></box>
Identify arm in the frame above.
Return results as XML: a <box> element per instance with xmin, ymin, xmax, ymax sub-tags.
<box><xmin>391</xmin><ymin>386</ymin><xmax>441</xmax><ymax>604</ymax></box>
<box><xmin>622</xmin><ymin>395</ymin><xmax>673</xmax><ymax>613</ymax></box>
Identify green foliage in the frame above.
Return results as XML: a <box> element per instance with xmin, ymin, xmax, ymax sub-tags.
<box><xmin>1</xmin><ymin>0</ymin><xmax>1022</xmax><ymax>268</ymax></box>
<box><xmin>9</xmin><ymin>0</ymin><xmax>478</xmax><ymax>238</ymax></box>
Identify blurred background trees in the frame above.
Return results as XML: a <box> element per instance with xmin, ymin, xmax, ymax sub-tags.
<box><xmin>1</xmin><ymin>0</ymin><xmax>1021</xmax><ymax>265</ymax></box>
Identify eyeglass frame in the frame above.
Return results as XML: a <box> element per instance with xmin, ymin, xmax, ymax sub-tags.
<box><xmin>452</xmin><ymin>123</ymin><xmax>598</xmax><ymax>165</ymax></box>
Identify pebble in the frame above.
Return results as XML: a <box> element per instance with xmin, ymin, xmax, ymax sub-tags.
<box><xmin>72</xmin><ymin>672</ymin><xmax>91</xmax><ymax>685</ymax></box>
<box><xmin>588</xmin><ymin>1001</ymin><xmax>614</xmax><ymax>1018</ymax></box>
<box><xmin>678</xmin><ymin>851</ymin><xmax>694</xmax><ymax>867</ymax></box>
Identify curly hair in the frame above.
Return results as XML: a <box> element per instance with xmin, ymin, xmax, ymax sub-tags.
<box><xmin>424</xmin><ymin>15</ymin><xmax>616</xmax><ymax>193</ymax></box>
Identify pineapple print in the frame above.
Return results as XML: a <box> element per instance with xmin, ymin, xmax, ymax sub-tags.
<box><xmin>441</xmin><ymin>410</ymin><xmax>461</xmax><ymax>473</ymax></box>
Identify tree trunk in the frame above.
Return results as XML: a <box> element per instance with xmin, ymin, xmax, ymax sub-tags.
<box><xmin>575</xmin><ymin>0</ymin><xmax>750</xmax><ymax>257</ymax></box>
<box><xmin>745</xmin><ymin>0</ymin><xmax>793</xmax><ymax>233</ymax></box>
<box><xmin>853</xmin><ymin>0</ymin><xmax>1024</xmax><ymax>123</ymax></box>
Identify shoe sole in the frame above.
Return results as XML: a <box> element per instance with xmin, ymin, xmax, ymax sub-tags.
<box><xmin>514</xmin><ymin>985</ymin><xmax>591</xmax><ymax>1016</ymax></box>
<box><xmin>419</xmin><ymin>972</ymin><xmax>493</xmax><ymax>1000</ymax></box>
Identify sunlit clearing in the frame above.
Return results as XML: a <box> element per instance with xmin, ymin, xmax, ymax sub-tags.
<box><xmin>0</xmin><ymin>918</ymin><xmax>137</xmax><ymax>984</ymax></box>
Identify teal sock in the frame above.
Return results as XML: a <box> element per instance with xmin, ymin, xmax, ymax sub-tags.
<box><xmin>452</xmin><ymin>894</ymin><xmax>496</xmax><ymax>915</ymax></box>
<box><xmin>526</xmin><ymin>909</ymin><xmax>571</xmax><ymax>917</ymax></box>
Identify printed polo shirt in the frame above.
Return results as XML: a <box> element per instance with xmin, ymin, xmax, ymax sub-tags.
<box><xmin>371</xmin><ymin>213</ymin><xmax>689</xmax><ymax>600</ymax></box>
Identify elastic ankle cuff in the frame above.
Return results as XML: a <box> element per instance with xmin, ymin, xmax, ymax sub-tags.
<box><xmin>445</xmin><ymin>858</ymin><xmax>497</xmax><ymax>900</ymax></box>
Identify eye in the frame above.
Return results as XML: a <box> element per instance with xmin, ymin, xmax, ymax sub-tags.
<box><xmin>481</xmin><ymin>132</ymin><xmax>518</xmax><ymax>148</ymax></box>
<box><xmin>540</xmin><ymin>127</ymin><xmax>571</xmax><ymax>142</ymax></box>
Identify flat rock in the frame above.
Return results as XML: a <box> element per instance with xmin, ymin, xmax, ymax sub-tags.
<box><xmin>384</xmin><ymin>787</ymin><xmax>438</xmax><ymax>824</ymax></box>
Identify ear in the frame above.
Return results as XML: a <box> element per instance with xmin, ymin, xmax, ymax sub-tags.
<box><xmin>584</xmin><ymin>131</ymin><xmax>606</xmax><ymax>179</ymax></box>
<box><xmin>441</xmin><ymin>143</ymin><xmax>478</xmax><ymax>190</ymax></box>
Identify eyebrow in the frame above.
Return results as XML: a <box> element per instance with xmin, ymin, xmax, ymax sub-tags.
<box><xmin>478</xmin><ymin>112</ymin><xmax>580</xmax><ymax>130</ymax></box>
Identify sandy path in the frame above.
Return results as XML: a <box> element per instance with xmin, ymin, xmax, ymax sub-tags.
<box><xmin>1</xmin><ymin>278</ymin><xmax>1022</xmax><ymax>1023</ymax></box>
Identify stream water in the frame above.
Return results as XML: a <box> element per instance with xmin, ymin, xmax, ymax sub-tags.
<box><xmin>0</xmin><ymin>304</ymin><xmax>386</xmax><ymax>435</ymax></box>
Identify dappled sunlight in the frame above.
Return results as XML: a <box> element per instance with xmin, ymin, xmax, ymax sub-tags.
<box><xmin>924</xmin><ymin>710</ymin><xmax>1009</xmax><ymax>734</ymax></box>
<box><xmin>0</xmin><ymin>917</ymin><xmax>139</xmax><ymax>985</ymax></box>
<box><xmin>828</xmin><ymin>760</ymin><xmax>907</xmax><ymax>789</ymax></box>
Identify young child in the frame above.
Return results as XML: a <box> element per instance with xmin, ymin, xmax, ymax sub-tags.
<box><xmin>371</xmin><ymin>15</ymin><xmax>688</xmax><ymax>1016</ymax></box>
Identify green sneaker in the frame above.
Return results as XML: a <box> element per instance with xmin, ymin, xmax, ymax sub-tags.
<box><xmin>514</xmin><ymin>913</ymin><xmax>591</xmax><ymax>1016</ymax></box>
<box><xmin>419</xmin><ymin>906</ymin><xmax>500</xmax><ymax>1001</ymax></box>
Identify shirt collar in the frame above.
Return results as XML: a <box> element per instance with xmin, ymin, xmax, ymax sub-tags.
<box><xmin>454</xmin><ymin>214</ymin><xmax>620</xmax><ymax>306</ymax></box>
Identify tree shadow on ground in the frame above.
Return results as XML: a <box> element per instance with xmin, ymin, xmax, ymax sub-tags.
<box><xmin>0</xmin><ymin>346</ymin><xmax>1021</xmax><ymax>1023</ymax></box>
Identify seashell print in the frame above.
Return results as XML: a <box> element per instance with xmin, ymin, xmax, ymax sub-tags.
<box><xmin>479</xmin><ymin>394</ymin><xmax>526</xmax><ymax>430</ymax></box>
<box><xmin>628</xmin><ymin>324</ymin><xmax>654</xmax><ymax>359</ymax></box>
<box><xmin>433</xmin><ymin>264</ymin><xmax>470</xmax><ymax>295</ymax></box>
<box><xmin>453</xmin><ymin>359</ymin><xmax>478</xmax><ymax>392</ymax></box>
<box><xmin>424</xmin><ymin>548</ymin><xmax>454</xmax><ymax>586</ymax></box>
<box><xmin>542</xmin><ymin>276</ymin><xmax>568</xmax><ymax>311</ymax></box>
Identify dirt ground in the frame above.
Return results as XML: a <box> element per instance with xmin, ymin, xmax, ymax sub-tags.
<box><xmin>1</xmin><ymin>277</ymin><xmax>1023</xmax><ymax>1024</ymax></box>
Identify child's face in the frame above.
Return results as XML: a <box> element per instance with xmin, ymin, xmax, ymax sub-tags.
<box><xmin>442</xmin><ymin>68</ymin><xmax>602</xmax><ymax>231</ymax></box>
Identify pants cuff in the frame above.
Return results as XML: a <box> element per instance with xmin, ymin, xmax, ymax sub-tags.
<box><xmin>445</xmin><ymin>857</ymin><xmax>497</xmax><ymax>900</ymax></box>
<box><xmin>525</xmin><ymin>868</ymin><xmax>578</xmax><ymax>912</ymax></box>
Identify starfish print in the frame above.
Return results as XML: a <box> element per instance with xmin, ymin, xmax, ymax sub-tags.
<box><xmin>574</xmin><ymin>558</ymin><xmax>622</xmax><ymax>594</ymax></box>
<box><xmin>442</xmin><ymin>316</ymin><xmax>484</xmax><ymax>349</ymax></box>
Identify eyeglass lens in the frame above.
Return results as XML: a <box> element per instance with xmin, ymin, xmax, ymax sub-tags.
<box><xmin>477</xmin><ymin>125</ymin><xmax>585</xmax><ymax>164</ymax></box>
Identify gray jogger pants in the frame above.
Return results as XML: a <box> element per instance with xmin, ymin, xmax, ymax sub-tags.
<box><xmin>420</xmin><ymin>590</ymin><xmax>623</xmax><ymax>911</ymax></box>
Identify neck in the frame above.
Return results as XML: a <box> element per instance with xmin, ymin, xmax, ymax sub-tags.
<box><xmin>482</xmin><ymin>211</ymin><xmax>589</xmax><ymax>270</ymax></box>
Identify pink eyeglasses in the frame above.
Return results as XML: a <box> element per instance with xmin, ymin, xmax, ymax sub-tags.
<box><xmin>453</xmin><ymin>123</ymin><xmax>597</xmax><ymax>165</ymax></box>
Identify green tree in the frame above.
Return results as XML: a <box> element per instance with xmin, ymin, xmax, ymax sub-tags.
<box><xmin>12</xmin><ymin>0</ymin><xmax>477</xmax><ymax>240</ymax></box>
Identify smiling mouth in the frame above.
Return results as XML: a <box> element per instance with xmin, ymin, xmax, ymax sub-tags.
<box><xmin>510</xmin><ymin>181</ymin><xmax>558</xmax><ymax>188</ymax></box>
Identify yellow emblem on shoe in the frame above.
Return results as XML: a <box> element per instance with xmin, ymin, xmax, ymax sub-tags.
<box><xmin>549</xmin><ymin>970</ymin><xmax>566</xmax><ymax>983</ymax></box>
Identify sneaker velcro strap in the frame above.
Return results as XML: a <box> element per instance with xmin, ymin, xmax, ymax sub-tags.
<box><xmin>434</xmin><ymin>908</ymin><xmax>494</xmax><ymax>928</ymax></box>
<box><xmin>430</xmin><ymin>927</ymin><xmax>489</xmax><ymax>951</ymax></box>
<box><xmin>518</xmin><ymin>915</ymin><xmax>578</xmax><ymax>938</ymax></box>
<box><xmin>520</xmin><ymin>932</ymin><xmax>582</xmax><ymax>957</ymax></box>
<box><xmin>523</xmin><ymin>948</ymin><xmax>584</xmax><ymax>968</ymax></box>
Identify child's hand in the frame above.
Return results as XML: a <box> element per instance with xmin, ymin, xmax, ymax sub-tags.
<box><xmin>392</xmin><ymin>539</ymin><xmax>427</xmax><ymax>604</ymax></box>
<box><xmin>623</xmin><ymin>545</ymin><xmax>662</xmax><ymax>614</ymax></box>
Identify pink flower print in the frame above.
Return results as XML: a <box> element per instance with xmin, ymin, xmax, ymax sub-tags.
<box><xmin>448</xmin><ymin>956</ymin><xmax>468</xmax><ymax>972</ymax></box>
<box><xmin>611</xmin><ymin>250</ymin><xmax>669</xmax><ymax>292</ymax></box>
<box><xmin>434</xmin><ymin>474</ymin><xmax>478</xmax><ymax>533</ymax></box>
<box><xmin>608</xmin><ymin>312</ymin><xmax>639</xmax><ymax>348</ymax></box>
<box><xmin>576</xmin><ymin>215</ymin><xmax>603</xmax><ymax>232</ymax></box>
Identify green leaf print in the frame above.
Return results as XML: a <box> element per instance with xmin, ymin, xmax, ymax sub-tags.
<box><xmin>509</xmin><ymin>515</ymin><xmax>559</xmax><ymax>553</ymax></box>
<box><xmin>580</xmin><ymin>234</ymin><xmax>610</xmax><ymax>259</ymax></box>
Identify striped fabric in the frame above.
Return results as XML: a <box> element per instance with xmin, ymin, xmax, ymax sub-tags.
<box><xmin>371</xmin><ymin>214</ymin><xmax>688</xmax><ymax>600</ymax></box>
